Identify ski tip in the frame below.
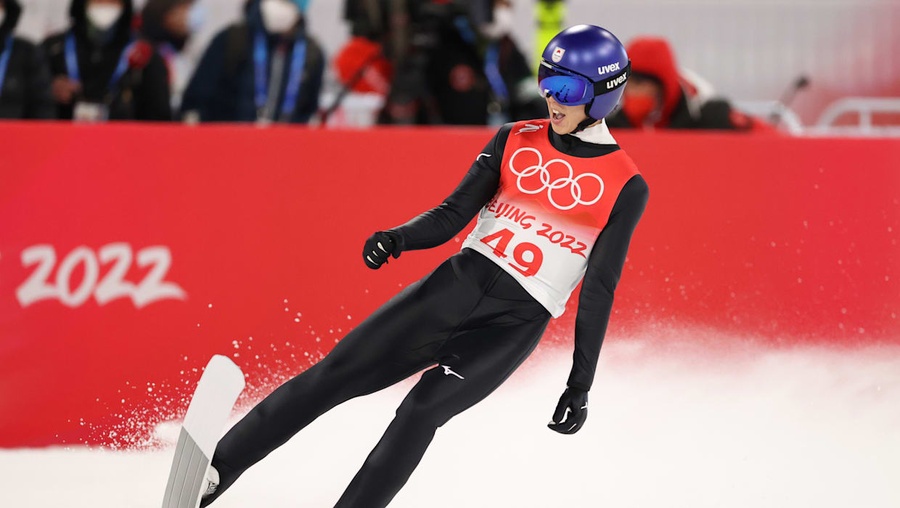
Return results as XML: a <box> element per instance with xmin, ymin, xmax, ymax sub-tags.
<box><xmin>204</xmin><ymin>355</ymin><xmax>245</xmax><ymax>389</ymax></box>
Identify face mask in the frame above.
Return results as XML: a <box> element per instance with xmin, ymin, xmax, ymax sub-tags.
<box><xmin>259</xmin><ymin>0</ymin><xmax>300</xmax><ymax>34</ymax></box>
<box><xmin>480</xmin><ymin>6</ymin><xmax>514</xmax><ymax>40</ymax></box>
<box><xmin>86</xmin><ymin>4</ymin><xmax>123</xmax><ymax>31</ymax></box>
<box><xmin>187</xmin><ymin>3</ymin><xmax>207</xmax><ymax>33</ymax></box>
<box><xmin>622</xmin><ymin>94</ymin><xmax>659</xmax><ymax>127</ymax></box>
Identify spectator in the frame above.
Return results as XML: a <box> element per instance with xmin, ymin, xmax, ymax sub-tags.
<box><xmin>0</xmin><ymin>0</ymin><xmax>55</xmax><ymax>118</ymax></box>
<box><xmin>332</xmin><ymin>34</ymin><xmax>392</xmax><ymax>96</ymax></box>
<box><xmin>333</xmin><ymin>0</ymin><xmax>395</xmax><ymax>96</ymax></box>
<box><xmin>605</xmin><ymin>36</ymin><xmax>760</xmax><ymax>131</ymax></box>
<box><xmin>42</xmin><ymin>0</ymin><xmax>172</xmax><ymax>121</ymax></box>
<box><xmin>180</xmin><ymin>0</ymin><xmax>324</xmax><ymax>124</ymax></box>
<box><xmin>140</xmin><ymin>0</ymin><xmax>204</xmax><ymax>113</ymax></box>
<box><xmin>344</xmin><ymin>0</ymin><xmax>540</xmax><ymax>126</ymax></box>
<box><xmin>409</xmin><ymin>3</ymin><xmax>491</xmax><ymax>125</ymax></box>
<box><xmin>344</xmin><ymin>0</ymin><xmax>493</xmax><ymax>125</ymax></box>
<box><xmin>479</xmin><ymin>0</ymin><xmax>545</xmax><ymax>123</ymax></box>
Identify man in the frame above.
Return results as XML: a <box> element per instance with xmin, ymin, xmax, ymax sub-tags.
<box><xmin>479</xmin><ymin>0</ymin><xmax>547</xmax><ymax>123</ymax></box>
<box><xmin>344</xmin><ymin>0</ymin><xmax>494</xmax><ymax>125</ymax></box>
<box><xmin>0</xmin><ymin>0</ymin><xmax>55</xmax><ymax>119</ymax></box>
<box><xmin>179</xmin><ymin>0</ymin><xmax>324</xmax><ymax>124</ymax></box>
<box><xmin>606</xmin><ymin>36</ymin><xmax>760</xmax><ymax>130</ymax></box>
<box><xmin>201</xmin><ymin>24</ymin><xmax>649</xmax><ymax>508</ymax></box>
<box><xmin>140</xmin><ymin>0</ymin><xmax>203</xmax><ymax>113</ymax></box>
<box><xmin>42</xmin><ymin>0</ymin><xmax>171</xmax><ymax>121</ymax></box>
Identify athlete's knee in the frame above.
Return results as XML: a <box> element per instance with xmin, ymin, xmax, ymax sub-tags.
<box><xmin>394</xmin><ymin>389</ymin><xmax>455</xmax><ymax>430</ymax></box>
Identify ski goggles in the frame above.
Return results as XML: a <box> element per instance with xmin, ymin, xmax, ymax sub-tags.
<box><xmin>538</xmin><ymin>60</ymin><xmax>631</xmax><ymax>106</ymax></box>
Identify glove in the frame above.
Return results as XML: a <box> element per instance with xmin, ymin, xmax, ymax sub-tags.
<box><xmin>547</xmin><ymin>387</ymin><xmax>588</xmax><ymax>435</ymax></box>
<box><xmin>362</xmin><ymin>231</ymin><xmax>401</xmax><ymax>269</ymax></box>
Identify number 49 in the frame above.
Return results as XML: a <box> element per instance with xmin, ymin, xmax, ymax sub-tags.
<box><xmin>480</xmin><ymin>228</ymin><xmax>543</xmax><ymax>277</ymax></box>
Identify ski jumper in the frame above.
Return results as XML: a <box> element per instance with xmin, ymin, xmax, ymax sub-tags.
<box><xmin>201</xmin><ymin>120</ymin><xmax>648</xmax><ymax>508</ymax></box>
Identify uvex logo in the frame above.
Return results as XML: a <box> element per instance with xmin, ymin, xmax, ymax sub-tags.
<box><xmin>607</xmin><ymin>74</ymin><xmax>628</xmax><ymax>89</ymax></box>
<box><xmin>598</xmin><ymin>62</ymin><xmax>621</xmax><ymax>75</ymax></box>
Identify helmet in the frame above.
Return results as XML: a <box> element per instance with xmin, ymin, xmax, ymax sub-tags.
<box><xmin>539</xmin><ymin>25</ymin><xmax>630</xmax><ymax>120</ymax></box>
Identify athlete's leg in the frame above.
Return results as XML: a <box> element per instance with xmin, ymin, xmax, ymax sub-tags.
<box><xmin>334</xmin><ymin>301</ymin><xmax>551</xmax><ymax>508</ymax></box>
<box><xmin>201</xmin><ymin>255</ymin><xmax>491</xmax><ymax>506</ymax></box>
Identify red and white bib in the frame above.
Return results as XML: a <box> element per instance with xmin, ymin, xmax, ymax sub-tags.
<box><xmin>462</xmin><ymin>120</ymin><xmax>640</xmax><ymax>317</ymax></box>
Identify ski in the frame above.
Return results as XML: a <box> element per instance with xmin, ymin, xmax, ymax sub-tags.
<box><xmin>161</xmin><ymin>355</ymin><xmax>245</xmax><ymax>508</ymax></box>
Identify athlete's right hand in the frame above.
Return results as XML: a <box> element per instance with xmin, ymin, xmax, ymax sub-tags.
<box><xmin>363</xmin><ymin>232</ymin><xmax>401</xmax><ymax>269</ymax></box>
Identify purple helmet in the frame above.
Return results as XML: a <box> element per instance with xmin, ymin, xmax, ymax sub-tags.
<box><xmin>539</xmin><ymin>25</ymin><xmax>631</xmax><ymax>120</ymax></box>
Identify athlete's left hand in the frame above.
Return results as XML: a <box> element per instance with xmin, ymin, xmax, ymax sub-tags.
<box><xmin>547</xmin><ymin>387</ymin><xmax>588</xmax><ymax>435</ymax></box>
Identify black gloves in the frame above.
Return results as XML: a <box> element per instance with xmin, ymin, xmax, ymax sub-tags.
<box><xmin>548</xmin><ymin>387</ymin><xmax>588</xmax><ymax>435</ymax></box>
<box><xmin>363</xmin><ymin>231</ymin><xmax>401</xmax><ymax>269</ymax></box>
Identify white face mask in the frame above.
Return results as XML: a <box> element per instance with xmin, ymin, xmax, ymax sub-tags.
<box><xmin>187</xmin><ymin>3</ymin><xmax>207</xmax><ymax>33</ymax></box>
<box><xmin>481</xmin><ymin>6</ymin><xmax>514</xmax><ymax>40</ymax></box>
<box><xmin>260</xmin><ymin>0</ymin><xmax>300</xmax><ymax>34</ymax></box>
<box><xmin>86</xmin><ymin>4</ymin><xmax>124</xmax><ymax>31</ymax></box>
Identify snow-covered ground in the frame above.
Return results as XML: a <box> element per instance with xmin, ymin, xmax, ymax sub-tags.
<box><xmin>2</xmin><ymin>337</ymin><xmax>899</xmax><ymax>507</ymax></box>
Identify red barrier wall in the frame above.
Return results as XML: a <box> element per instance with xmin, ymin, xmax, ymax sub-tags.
<box><xmin>1</xmin><ymin>123</ymin><xmax>898</xmax><ymax>448</ymax></box>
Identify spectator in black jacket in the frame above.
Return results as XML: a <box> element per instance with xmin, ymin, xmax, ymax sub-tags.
<box><xmin>346</xmin><ymin>0</ymin><xmax>541</xmax><ymax>126</ymax></box>
<box><xmin>180</xmin><ymin>0</ymin><xmax>324</xmax><ymax>124</ymax></box>
<box><xmin>140</xmin><ymin>0</ymin><xmax>203</xmax><ymax>114</ymax></box>
<box><xmin>352</xmin><ymin>0</ymin><xmax>492</xmax><ymax>125</ymax></box>
<box><xmin>42</xmin><ymin>0</ymin><xmax>172</xmax><ymax>121</ymax></box>
<box><xmin>0</xmin><ymin>0</ymin><xmax>55</xmax><ymax>119</ymax></box>
<box><xmin>479</xmin><ymin>0</ymin><xmax>546</xmax><ymax>124</ymax></box>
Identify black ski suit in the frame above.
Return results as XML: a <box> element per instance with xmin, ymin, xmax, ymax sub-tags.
<box><xmin>201</xmin><ymin>122</ymin><xmax>649</xmax><ymax>507</ymax></box>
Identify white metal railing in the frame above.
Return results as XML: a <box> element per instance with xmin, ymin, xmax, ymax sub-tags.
<box><xmin>807</xmin><ymin>98</ymin><xmax>900</xmax><ymax>137</ymax></box>
<box><xmin>734</xmin><ymin>97</ymin><xmax>900</xmax><ymax>137</ymax></box>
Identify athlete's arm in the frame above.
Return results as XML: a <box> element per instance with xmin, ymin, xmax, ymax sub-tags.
<box><xmin>383</xmin><ymin>124</ymin><xmax>514</xmax><ymax>251</ymax></box>
<box><xmin>568</xmin><ymin>174</ymin><xmax>649</xmax><ymax>391</ymax></box>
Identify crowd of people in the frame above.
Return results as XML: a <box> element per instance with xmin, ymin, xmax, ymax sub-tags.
<box><xmin>0</xmin><ymin>0</ymin><xmax>764</xmax><ymax>130</ymax></box>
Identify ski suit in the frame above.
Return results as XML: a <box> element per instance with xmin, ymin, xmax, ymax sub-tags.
<box><xmin>201</xmin><ymin>119</ymin><xmax>649</xmax><ymax>507</ymax></box>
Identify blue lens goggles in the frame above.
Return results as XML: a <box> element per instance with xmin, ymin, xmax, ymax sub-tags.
<box><xmin>538</xmin><ymin>60</ymin><xmax>631</xmax><ymax>106</ymax></box>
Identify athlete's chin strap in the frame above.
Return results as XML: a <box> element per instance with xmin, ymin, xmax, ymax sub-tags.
<box><xmin>562</xmin><ymin>94</ymin><xmax>600</xmax><ymax>134</ymax></box>
<box><xmin>561</xmin><ymin>98</ymin><xmax>600</xmax><ymax>135</ymax></box>
<box><xmin>570</xmin><ymin>110</ymin><xmax>598</xmax><ymax>134</ymax></box>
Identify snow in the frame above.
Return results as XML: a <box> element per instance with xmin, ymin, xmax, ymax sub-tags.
<box><xmin>2</xmin><ymin>337</ymin><xmax>899</xmax><ymax>507</ymax></box>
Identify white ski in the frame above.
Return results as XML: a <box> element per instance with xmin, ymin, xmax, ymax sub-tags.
<box><xmin>162</xmin><ymin>355</ymin><xmax>245</xmax><ymax>508</ymax></box>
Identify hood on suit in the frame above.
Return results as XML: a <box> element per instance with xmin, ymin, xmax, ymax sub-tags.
<box><xmin>68</xmin><ymin>0</ymin><xmax>135</xmax><ymax>47</ymax></box>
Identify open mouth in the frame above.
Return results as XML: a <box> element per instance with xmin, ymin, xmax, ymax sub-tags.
<box><xmin>551</xmin><ymin>108</ymin><xmax>566</xmax><ymax>122</ymax></box>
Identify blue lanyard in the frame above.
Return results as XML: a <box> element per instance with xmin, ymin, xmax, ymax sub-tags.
<box><xmin>253</xmin><ymin>32</ymin><xmax>307</xmax><ymax>121</ymax></box>
<box><xmin>64</xmin><ymin>33</ymin><xmax>136</xmax><ymax>89</ymax></box>
<box><xmin>157</xmin><ymin>42</ymin><xmax>177</xmax><ymax>63</ymax></box>
<box><xmin>484</xmin><ymin>43</ymin><xmax>508</xmax><ymax>101</ymax></box>
<box><xmin>0</xmin><ymin>36</ymin><xmax>13</xmax><ymax>96</ymax></box>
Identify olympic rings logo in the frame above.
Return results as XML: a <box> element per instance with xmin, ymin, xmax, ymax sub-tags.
<box><xmin>508</xmin><ymin>147</ymin><xmax>604</xmax><ymax>211</ymax></box>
